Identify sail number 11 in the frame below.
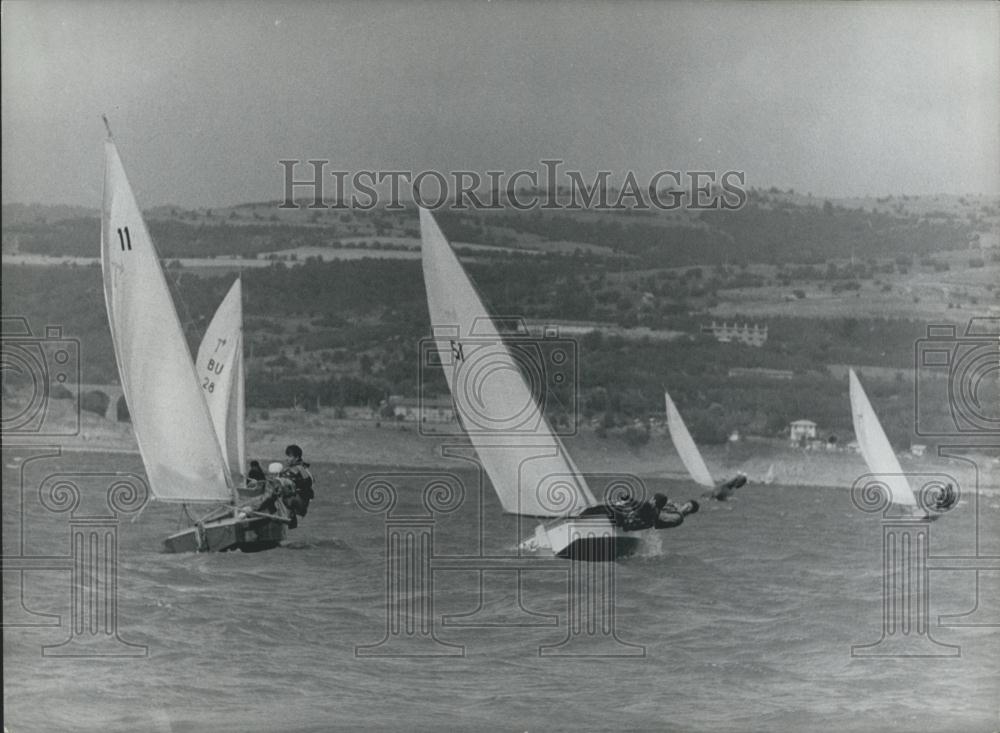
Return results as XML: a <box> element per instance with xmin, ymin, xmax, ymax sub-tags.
<box><xmin>117</xmin><ymin>227</ymin><xmax>132</xmax><ymax>251</ymax></box>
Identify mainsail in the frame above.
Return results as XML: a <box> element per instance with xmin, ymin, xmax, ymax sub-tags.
<box><xmin>664</xmin><ymin>390</ymin><xmax>715</xmax><ymax>488</ymax></box>
<box><xmin>196</xmin><ymin>278</ymin><xmax>246</xmax><ymax>483</ymax></box>
<box><xmin>101</xmin><ymin>138</ymin><xmax>232</xmax><ymax>503</ymax></box>
<box><xmin>420</xmin><ymin>207</ymin><xmax>595</xmax><ymax>517</ymax></box>
<box><xmin>849</xmin><ymin>369</ymin><xmax>921</xmax><ymax>510</ymax></box>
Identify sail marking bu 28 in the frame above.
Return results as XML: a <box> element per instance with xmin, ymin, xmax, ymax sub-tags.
<box><xmin>196</xmin><ymin>278</ymin><xmax>247</xmax><ymax>485</ymax></box>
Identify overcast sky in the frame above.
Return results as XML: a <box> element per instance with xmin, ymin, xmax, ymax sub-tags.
<box><xmin>2</xmin><ymin>1</ymin><xmax>998</xmax><ymax>208</ymax></box>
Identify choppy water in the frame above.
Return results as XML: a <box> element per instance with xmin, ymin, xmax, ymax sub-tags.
<box><xmin>3</xmin><ymin>448</ymin><xmax>999</xmax><ymax>732</ymax></box>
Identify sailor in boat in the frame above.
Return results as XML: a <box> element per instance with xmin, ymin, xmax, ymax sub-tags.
<box><xmin>611</xmin><ymin>492</ymin><xmax>699</xmax><ymax>532</ymax></box>
<box><xmin>239</xmin><ymin>461</ymin><xmax>293</xmax><ymax>525</ymax></box>
<box><xmin>239</xmin><ymin>460</ymin><xmax>269</xmax><ymax>498</ymax></box>
<box><xmin>247</xmin><ymin>460</ymin><xmax>266</xmax><ymax>482</ymax></box>
<box><xmin>278</xmin><ymin>444</ymin><xmax>314</xmax><ymax>528</ymax></box>
<box><xmin>703</xmin><ymin>471</ymin><xmax>748</xmax><ymax>501</ymax></box>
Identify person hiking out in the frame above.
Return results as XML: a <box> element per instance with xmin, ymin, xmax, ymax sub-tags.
<box><xmin>704</xmin><ymin>472</ymin><xmax>747</xmax><ymax>501</ymax></box>
<box><xmin>611</xmin><ymin>492</ymin><xmax>699</xmax><ymax>532</ymax></box>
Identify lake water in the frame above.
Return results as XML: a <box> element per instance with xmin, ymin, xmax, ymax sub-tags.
<box><xmin>3</xmin><ymin>449</ymin><xmax>998</xmax><ymax>732</ymax></box>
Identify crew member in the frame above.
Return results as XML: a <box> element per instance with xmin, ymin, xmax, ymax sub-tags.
<box><xmin>931</xmin><ymin>483</ymin><xmax>957</xmax><ymax>511</ymax></box>
<box><xmin>704</xmin><ymin>472</ymin><xmax>747</xmax><ymax>501</ymax></box>
<box><xmin>612</xmin><ymin>493</ymin><xmax>699</xmax><ymax>532</ymax></box>
<box><xmin>256</xmin><ymin>461</ymin><xmax>296</xmax><ymax>523</ymax></box>
<box><xmin>247</xmin><ymin>460</ymin><xmax>266</xmax><ymax>482</ymax></box>
<box><xmin>280</xmin><ymin>444</ymin><xmax>315</xmax><ymax>528</ymax></box>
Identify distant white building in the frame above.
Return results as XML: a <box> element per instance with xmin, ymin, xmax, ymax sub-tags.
<box><xmin>702</xmin><ymin>321</ymin><xmax>768</xmax><ymax>347</ymax></box>
<box><xmin>789</xmin><ymin>419</ymin><xmax>817</xmax><ymax>444</ymax></box>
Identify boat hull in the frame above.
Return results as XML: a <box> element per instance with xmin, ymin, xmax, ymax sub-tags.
<box><xmin>556</xmin><ymin>533</ymin><xmax>642</xmax><ymax>562</ymax></box>
<box><xmin>523</xmin><ymin>517</ymin><xmax>641</xmax><ymax>562</ymax></box>
<box><xmin>163</xmin><ymin>514</ymin><xmax>287</xmax><ymax>553</ymax></box>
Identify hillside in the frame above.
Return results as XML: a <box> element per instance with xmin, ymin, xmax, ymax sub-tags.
<box><xmin>3</xmin><ymin>189</ymin><xmax>995</xmax><ymax>265</ymax></box>
<box><xmin>3</xmin><ymin>192</ymin><xmax>998</xmax><ymax>453</ymax></box>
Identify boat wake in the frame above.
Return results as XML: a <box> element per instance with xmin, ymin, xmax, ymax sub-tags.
<box><xmin>282</xmin><ymin>538</ymin><xmax>354</xmax><ymax>551</ymax></box>
<box><xmin>635</xmin><ymin>532</ymin><xmax>668</xmax><ymax>558</ymax></box>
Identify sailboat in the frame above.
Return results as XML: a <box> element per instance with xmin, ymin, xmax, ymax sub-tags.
<box><xmin>664</xmin><ymin>390</ymin><xmax>715</xmax><ymax>489</ymax></box>
<box><xmin>101</xmin><ymin>123</ymin><xmax>288</xmax><ymax>552</ymax></box>
<box><xmin>195</xmin><ymin>278</ymin><xmax>247</xmax><ymax>487</ymax></box>
<box><xmin>848</xmin><ymin>369</ymin><xmax>925</xmax><ymax>517</ymax></box>
<box><xmin>420</xmin><ymin>207</ymin><xmax>638</xmax><ymax>560</ymax></box>
<box><xmin>664</xmin><ymin>390</ymin><xmax>745</xmax><ymax>500</ymax></box>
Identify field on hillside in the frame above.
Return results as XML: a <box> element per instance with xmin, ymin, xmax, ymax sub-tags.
<box><xmin>4</xmin><ymin>193</ymin><xmax>998</xmax><ymax>455</ymax></box>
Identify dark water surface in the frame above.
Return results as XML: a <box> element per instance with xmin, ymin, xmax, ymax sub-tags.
<box><xmin>3</xmin><ymin>449</ymin><xmax>998</xmax><ymax>732</ymax></box>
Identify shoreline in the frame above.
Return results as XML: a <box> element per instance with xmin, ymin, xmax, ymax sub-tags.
<box><xmin>13</xmin><ymin>408</ymin><xmax>998</xmax><ymax>494</ymax></box>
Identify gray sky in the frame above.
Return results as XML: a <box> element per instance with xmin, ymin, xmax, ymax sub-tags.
<box><xmin>2</xmin><ymin>0</ymin><xmax>998</xmax><ymax>208</ymax></box>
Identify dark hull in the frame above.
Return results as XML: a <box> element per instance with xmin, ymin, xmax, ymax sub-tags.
<box><xmin>533</xmin><ymin>517</ymin><xmax>643</xmax><ymax>562</ymax></box>
<box><xmin>163</xmin><ymin>514</ymin><xmax>287</xmax><ymax>553</ymax></box>
<box><xmin>555</xmin><ymin>534</ymin><xmax>642</xmax><ymax>562</ymax></box>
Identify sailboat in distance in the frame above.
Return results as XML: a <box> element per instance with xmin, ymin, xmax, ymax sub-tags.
<box><xmin>848</xmin><ymin>369</ymin><xmax>925</xmax><ymax>517</ymax></box>
<box><xmin>664</xmin><ymin>390</ymin><xmax>715</xmax><ymax>489</ymax></box>
<box><xmin>419</xmin><ymin>207</ymin><xmax>638</xmax><ymax>560</ymax></box>
<box><xmin>101</xmin><ymin>123</ymin><xmax>287</xmax><ymax>552</ymax></box>
<box><xmin>664</xmin><ymin>390</ymin><xmax>746</xmax><ymax>500</ymax></box>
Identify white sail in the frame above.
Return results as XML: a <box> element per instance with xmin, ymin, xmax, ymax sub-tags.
<box><xmin>849</xmin><ymin>369</ymin><xmax>920</xmax><ymax>510</ymax></box>
<box><xmin>664</xmin><ymin>390</ymin><xmax>715</xmax><ymax>488</ymax></box>
<box><xmin>101</xmin><ymin>140</ymin><xmax>232</xmax><ymax>503</ymax></box>
<box><xmin>420</xmin><ymin>207</ymin><xmax>595</xmax><ymax>517</ymax></box>
<box><xmin>196</xmin><ymin>278</ymin><xmax>246</xmax><ymax>483</ymax></box>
